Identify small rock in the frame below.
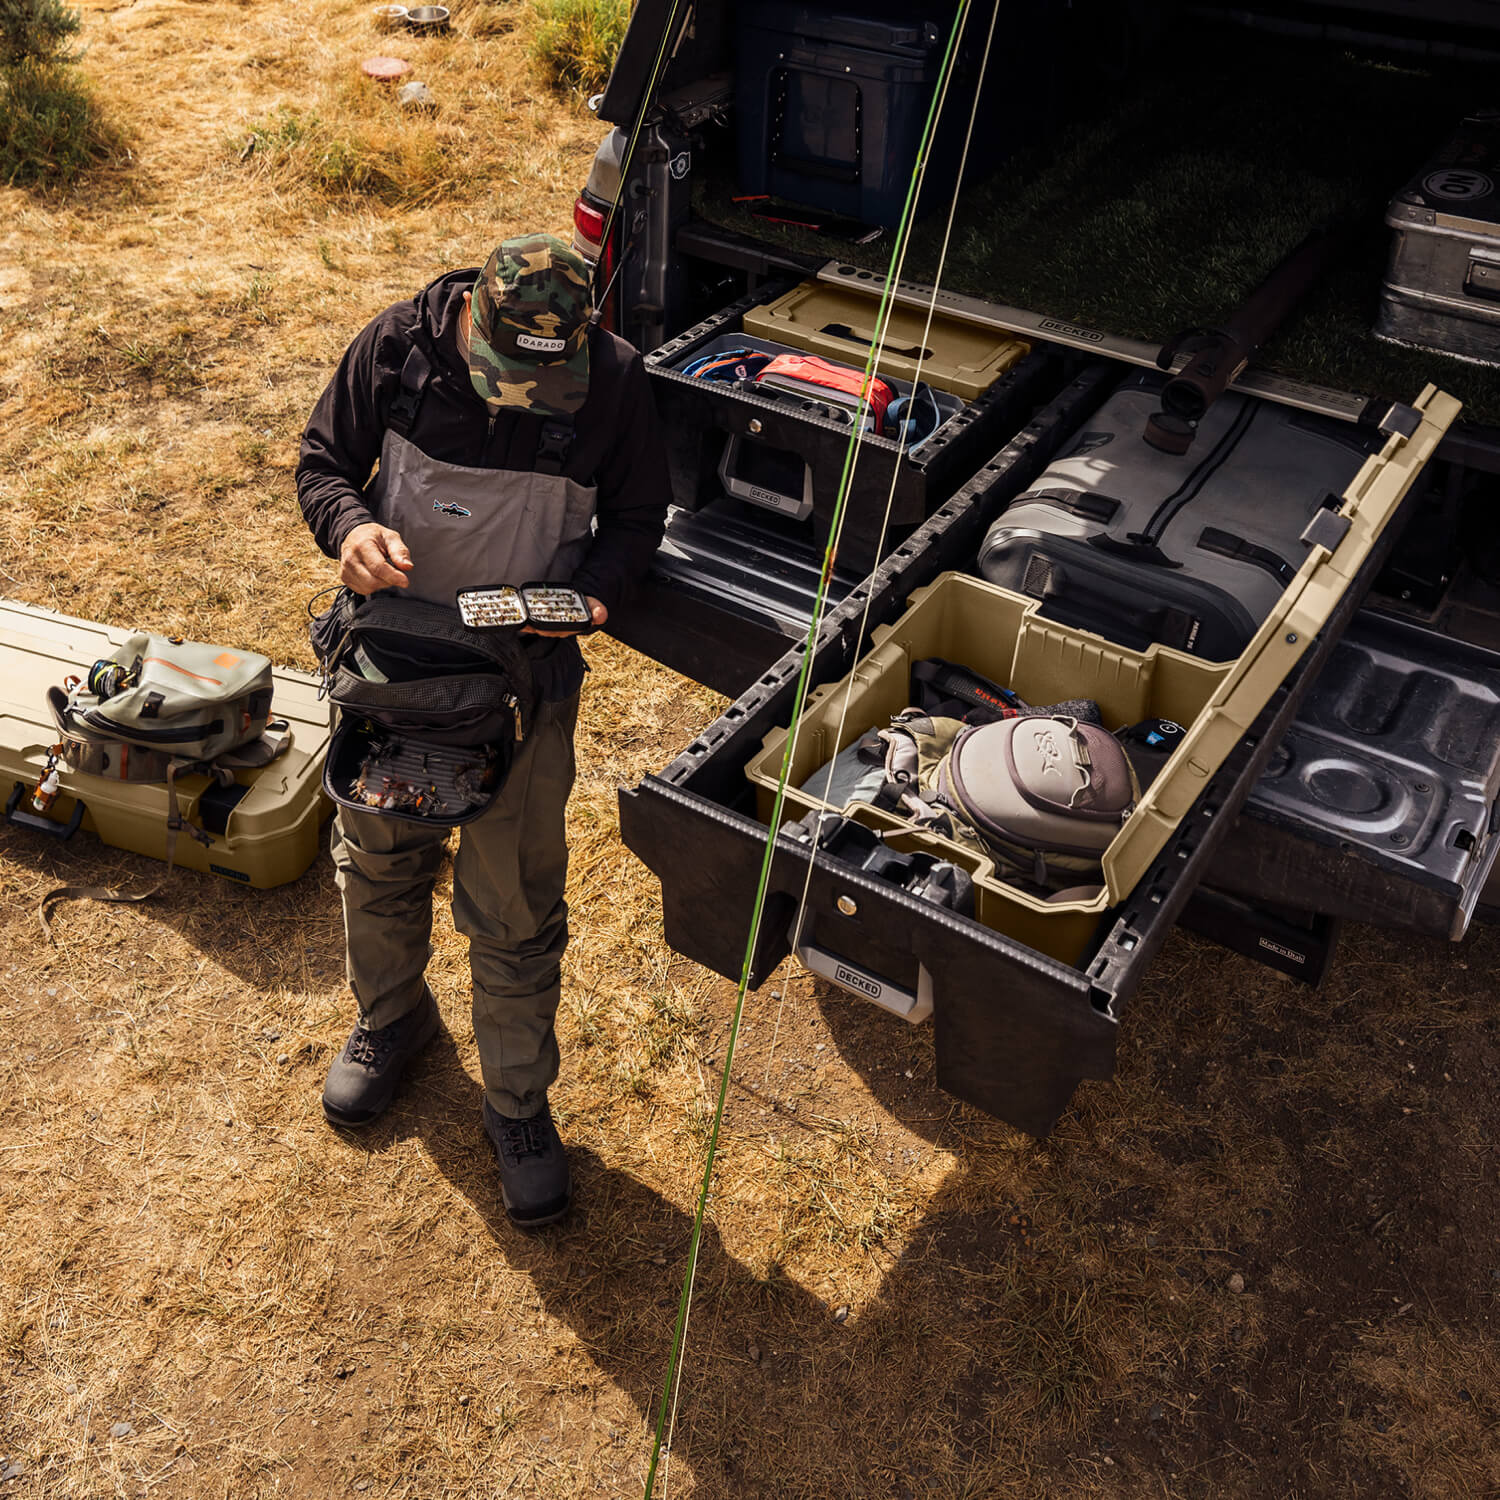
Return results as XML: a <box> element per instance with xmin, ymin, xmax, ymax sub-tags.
<box><xmin>277</xmin><ymin>1053</ymin><xmax>290</xmax><ymax>1066</ymax></box>
<box><xmin>110</xmin><ymin>1421</ymin><xmax>134</xmax><ymax>1438</ymax></box>
<box><xmin>1</xmin><ymin>1461</ymin><xmax>23</xmax><ymax>1481</ymax></box>
<box><xmin>815</xmin><ymin>1043</ymin><xmax>825</xmax><ymax>1052</ymax></box>
<box><xmin>747</xmin><ymin>1342</ymin><xmax>761</xmax><ymax>1364</ymax></box>
<box><xmin>1103</xmin><ymin>1456</ymin><xmax>1115</xmax><ymax>1466</ymax></box>
<box><xmin>458</xmin><ymin>1394</ymin><xmax>470</xmax><ymax>1406</ymax></box>
<box><xmin>1148</xmin><ymin>1403</ymin><xmax>1164</xmax><ymax>1422</ymax></box>
<box><xmin>398</xmin><ymin>80</ymin><xmax>436</xmax><ymax>110</ymax></box>
<box><xmin>223</xmin><ymin>1115</ymin><xmax>234</xmax><ymax>1127</ymax></box>
<box><xmin>1226</xmin><ymin>1272</ymin><xmax>1246</xmax><ymax>1294</ymax></box>
<box><xmin>354</xmin><ymin>1481</ymin><xmax>371</xmax><ymax>1493</ymax></box>
<box><xmin>262</xmin><ymin>1028</ymin><xmax>281</xmax><ymax>1042</ymax></box>
<box><xmin>334</xmin><ymin>1365</ymin><xmax>354</xmax><ymax>1379</ymax></box>
<box><xmin>833</xmin><ymin>1305</ymin><xmax>850</xmax><ymax>1324</ymax></box>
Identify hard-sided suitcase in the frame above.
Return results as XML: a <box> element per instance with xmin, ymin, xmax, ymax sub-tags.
<box><xmin>1376</xmin><ymin>110</ymin><xmax>1500</xmax><ymax>367</ymax></box>
<box><xmin>976</xmin><ymin>371</ymin><xmax>1381</xmax><ymax>660</ymax></box>
<box><xmin>1</xmin><ymin>600</ymin><xmax>332</xmax><ymax>889</ymax></box>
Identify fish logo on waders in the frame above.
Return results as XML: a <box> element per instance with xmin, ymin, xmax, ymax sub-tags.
<box><xmin>433</xmin><ymin>501</ymin><xmax>471</xmax><ymax>517</ymax></box>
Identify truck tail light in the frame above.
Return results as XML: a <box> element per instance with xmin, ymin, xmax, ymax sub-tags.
<box><xmin>573</xmin><ymin>195</ymin><xmax>607</xmax><ymax>258</ymax></box>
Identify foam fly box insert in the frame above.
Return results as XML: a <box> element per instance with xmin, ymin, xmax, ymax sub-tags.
<box><xmin>0</xmin><ymin>600</ymin><xmax>332</xmax><ymax>888</ymax></box>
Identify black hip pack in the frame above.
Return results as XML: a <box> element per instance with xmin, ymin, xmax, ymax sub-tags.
<box><xmin>310</xmin><ymin>588</ymin><xmax>539</xmax><ymax>825</ymax></box>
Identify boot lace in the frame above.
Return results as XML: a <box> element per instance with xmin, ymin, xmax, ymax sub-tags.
<box><xmin>344</xmin><ymin>1025</ymin><xmax>398</xmax><ymax>1069</ymax></box>
<box><xmin>495</xmin><ymin>1114</ymin><xmax>552</xmax><ymax>1163</ymax></box>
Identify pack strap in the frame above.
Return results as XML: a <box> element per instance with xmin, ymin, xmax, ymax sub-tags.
<box><xmin>910</xmin><ymin>657</ymin><xmax>1024</xmax><ymax>722</ymax></box>
<box><xmin>36</xmin><ymin>756</ymin><xmax>256</xmax><ymax>941</ymax></box>
<box><xmin>388</xmin><ymin>344</ymin><xmax>434</xmax><ymax>436</ymax></box>
<box><xmin>533</xmin><ymin>417</ymin><xmax>576</xmax><ymax>477</ymax></box>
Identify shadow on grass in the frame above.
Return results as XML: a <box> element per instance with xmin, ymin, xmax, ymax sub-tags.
<box><xmin>333</xmin><ymin>1017</ymin><xmax>1095</xmax><ymax>1500</ymax></box>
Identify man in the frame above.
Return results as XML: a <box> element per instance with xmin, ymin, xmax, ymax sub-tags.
<box><xmin>297</xmin><ymin>234</ymin><xmax>670</xmax><ymax>1227</ymax></box>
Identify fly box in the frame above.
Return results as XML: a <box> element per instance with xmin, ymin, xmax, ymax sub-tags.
<box><xmin>646</xmin><ymin>282</ymin><xmax>1055</xmax><ymax>575</ymax></box>
<box><xmin>620</xmin><ymin>379</ymin><xmax>1456</xmax><ymax>1134</ymax></box>
<box><xmin>1376</xmin><ymin>110</ymin><xmax>1500</xmax><ymax>366</ymax></box>
<box><xmin>1</xmin><ymin>600</ymin><xmax>332</xmax><ymax>889</ymax></box>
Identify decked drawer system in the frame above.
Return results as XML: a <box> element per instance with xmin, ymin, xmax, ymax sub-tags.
<box><xmin>619</xmin><ymin>375</ymin><xmax>1458</xmax><ymax>1134</ymax></box>
<box><xmin>644</xmin><ymin>283</ymin><xmax>1058</xmax><ymax>576</ymax></box>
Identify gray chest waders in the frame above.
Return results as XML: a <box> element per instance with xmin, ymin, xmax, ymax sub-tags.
<box><xmin>368</xmin><ymin>346</ymin><xmax>599</xmax><ymax>608</ymax></box>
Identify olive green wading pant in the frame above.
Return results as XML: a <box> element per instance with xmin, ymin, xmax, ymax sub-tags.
<box><xmin>330</xmin><ymin>694</ymin><xmax>579</xmax><ymax>1119</ymax></box>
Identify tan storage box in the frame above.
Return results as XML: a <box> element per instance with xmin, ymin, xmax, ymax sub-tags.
<box><xmin>746</xmin><ymin>384</ymin><xmax>1459</xmax><ymax>964</ymax></box>
<box><xmin>742</xmin><ymin>279</ymin><xmax>1031</xmax><ymax>400</ymax></box>
<box><xmin>1</xmin><ymin>600</ymin><xmax>332</xmax><ymax>889</ymax></box>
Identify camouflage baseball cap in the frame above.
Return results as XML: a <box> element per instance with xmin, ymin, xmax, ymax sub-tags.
<box><xmin>468</xmin><ymin>233</ymin><xmax>593</xmax><ymax>417</ymax></box>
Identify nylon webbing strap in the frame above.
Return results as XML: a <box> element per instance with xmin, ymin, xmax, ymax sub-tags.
<box><xmin>387</xmin><ymin>344</ymin><xmax>433</xmax><ymax>435</ymax></box>
<box><xmin>641</xmin><ymin>7</ymin><xmax>978</xmax><ymax>1496</ymax></box>
<box><xmin>533</xmin><ymin>417</ymin><xmax>576</xmax><ymax>477</ymax></box>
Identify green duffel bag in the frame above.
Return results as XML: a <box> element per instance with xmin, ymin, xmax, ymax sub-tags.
<box><xmin>49</xmin><ymin>632</ymin><xmax>275</xmax><ymax>763</ymax></box>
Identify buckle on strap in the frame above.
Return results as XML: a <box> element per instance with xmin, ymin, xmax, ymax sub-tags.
<box><xmin>533</xmin><ymin>418</ymin><xmax>576</xmax><ymax>477</ymax></box>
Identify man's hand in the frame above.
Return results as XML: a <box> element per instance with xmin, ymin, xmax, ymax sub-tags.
<box><xmin>522</xmin><ymin>597</ymin><xmax>608</xmax><ymax>638</ymax></box>
<box><xmin>340</xmin><ymin>523</ymin><xmax>413</xmax><ymax>593</ymax></box>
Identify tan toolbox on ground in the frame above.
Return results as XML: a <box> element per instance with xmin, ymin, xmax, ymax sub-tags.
<box><xmin>742</xmin><ymin>279</ymin><xmax>1031</xmax><ymax>400</ymax></box>
<box><xmin>0</xmin><ymin>600</ymin><xmax>332</xmax><ymax>889</ymax></box>
<box><xmin>747</xmin><ymin>384</ymin><xmax>1460</xmax><ymax>965</ymax></box>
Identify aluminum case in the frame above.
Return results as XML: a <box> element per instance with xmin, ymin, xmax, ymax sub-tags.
<box><xmin>1377</xmin><ymin>110</ymin><xmax>1500</xmax><ymax>366</ymax></box>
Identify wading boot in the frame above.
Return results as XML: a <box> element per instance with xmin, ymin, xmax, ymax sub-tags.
<box><xmin>322</xmin><ymin>989</ymin><xmax>441</xmax><ymax>1127</ymax></box>
<box><xmin>483</xmin><ymin>1096</ymin><xmax>572</xmax><ymax>1229</ymax></box>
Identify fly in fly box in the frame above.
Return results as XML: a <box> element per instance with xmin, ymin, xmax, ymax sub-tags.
<box><xmin>1</xmin><ymin>600</ymin><xmax>332</xmax><ymax>888</ymax></box>
<box><xmin>619</xmin><ymin>382</ymin><xmax>1456</xmax><ymax>1133</ymax></box>
<box><xmin>1377</xmin><ymin>110</ymin><xmax>1500</xmax><ymax>366</ymax></box>
<box><xmin>646</xmin><ymin>283</ymin><xmax>1058</xmax><ymax>575</ymax></box>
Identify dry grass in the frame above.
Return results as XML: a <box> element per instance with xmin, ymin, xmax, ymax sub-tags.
<box><xmin>1</xmin><ymin>2</ymin><xmax>1499</xmax><ymax>1498</ymax></box>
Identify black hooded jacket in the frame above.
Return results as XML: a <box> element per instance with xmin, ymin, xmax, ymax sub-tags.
<box><xmin>296</xmin><ymin>268</ymin><xmax>671</xmax><ymax>699</ymax></box>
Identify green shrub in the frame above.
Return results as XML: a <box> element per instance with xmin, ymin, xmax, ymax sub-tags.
<box><xmin>0</xmin><ymin>59</ymin><xmax>116</xmax><ymax>186</ymax></box>
<box><xmin>529</xmin><ymin>0</ymin><xmax>628</xmax><ymax>96</ymax></box>
<box><xmin>0</xmin><ymin>0</ymin><xmax>80</xmax><ymax>67</ymax></box>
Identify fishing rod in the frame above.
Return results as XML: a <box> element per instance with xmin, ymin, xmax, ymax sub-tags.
<box><xmin>640</xmin><ymin>5</ymin><xmax>987</xmax><ymax>1495</ymax></box>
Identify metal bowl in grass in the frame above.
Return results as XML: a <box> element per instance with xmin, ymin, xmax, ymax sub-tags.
<box><xmin>405</xmin><ymin>5</ymin><xmax>450</xmax><ymax>33</ymax></box>
<box><xmin>372</xmin><ymin>4</ymin><xmax>408</xmax><ymax>32</ymax></box>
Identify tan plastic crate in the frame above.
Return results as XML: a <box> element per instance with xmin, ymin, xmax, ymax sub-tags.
<box><xmin>747</xmin><ymin>384</ymin><xmax>1460</xmax><ymax>964</ymax></box>
<box><xmin>1</xmin><ymin>600</ymin><xmax>332</xmax><ymax>889</ymax></box>
<box><xmin>742</xmin><ymin>280</ymin><xmax>1031</xmax><ymax>400</ymax></box>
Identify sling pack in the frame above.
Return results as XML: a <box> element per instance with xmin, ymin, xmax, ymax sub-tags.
<box><xmin>37</xmin><ymin>632</ymin><xmax>291</xmax><ymax>937</ymax></box>
<box><xmin>311</xmin><ymin>588</ymin><xmax>540</xmax><ymax>824</ymax></box>
<box><xmin>49</xmin><ymin>632</ymin><xmax>274</xmax><ymax>762</ymax></box>
<box><xmin>877</xmin><ymin>710</ymin><xmax>1139</xmax><ymax>886</ymax></box>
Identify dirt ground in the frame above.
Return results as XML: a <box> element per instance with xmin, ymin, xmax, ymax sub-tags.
<box><xmin>1</xmin><ymin>2</ymin><xmax>1498</xmax><ymax>1498</ymax></box>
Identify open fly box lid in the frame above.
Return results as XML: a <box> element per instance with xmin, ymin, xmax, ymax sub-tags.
<box><xmin>745</xmin><ymin>384</ymin><xmax>1459</xmax><ymax>964</ymax></box>
<box><xmin>0</xmin><ymin>599</ymin><xmax>332</xmax><ymax>889</ymax></box>
<box><xmin>456</xmin><ymin>584</ymin><xmax>594</xmax><ymax>632</ymax></box>
<box><xmin>743</xmin><ymin>280</ymin><xmax>1032</xmax><ymax>400</ymax></box>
